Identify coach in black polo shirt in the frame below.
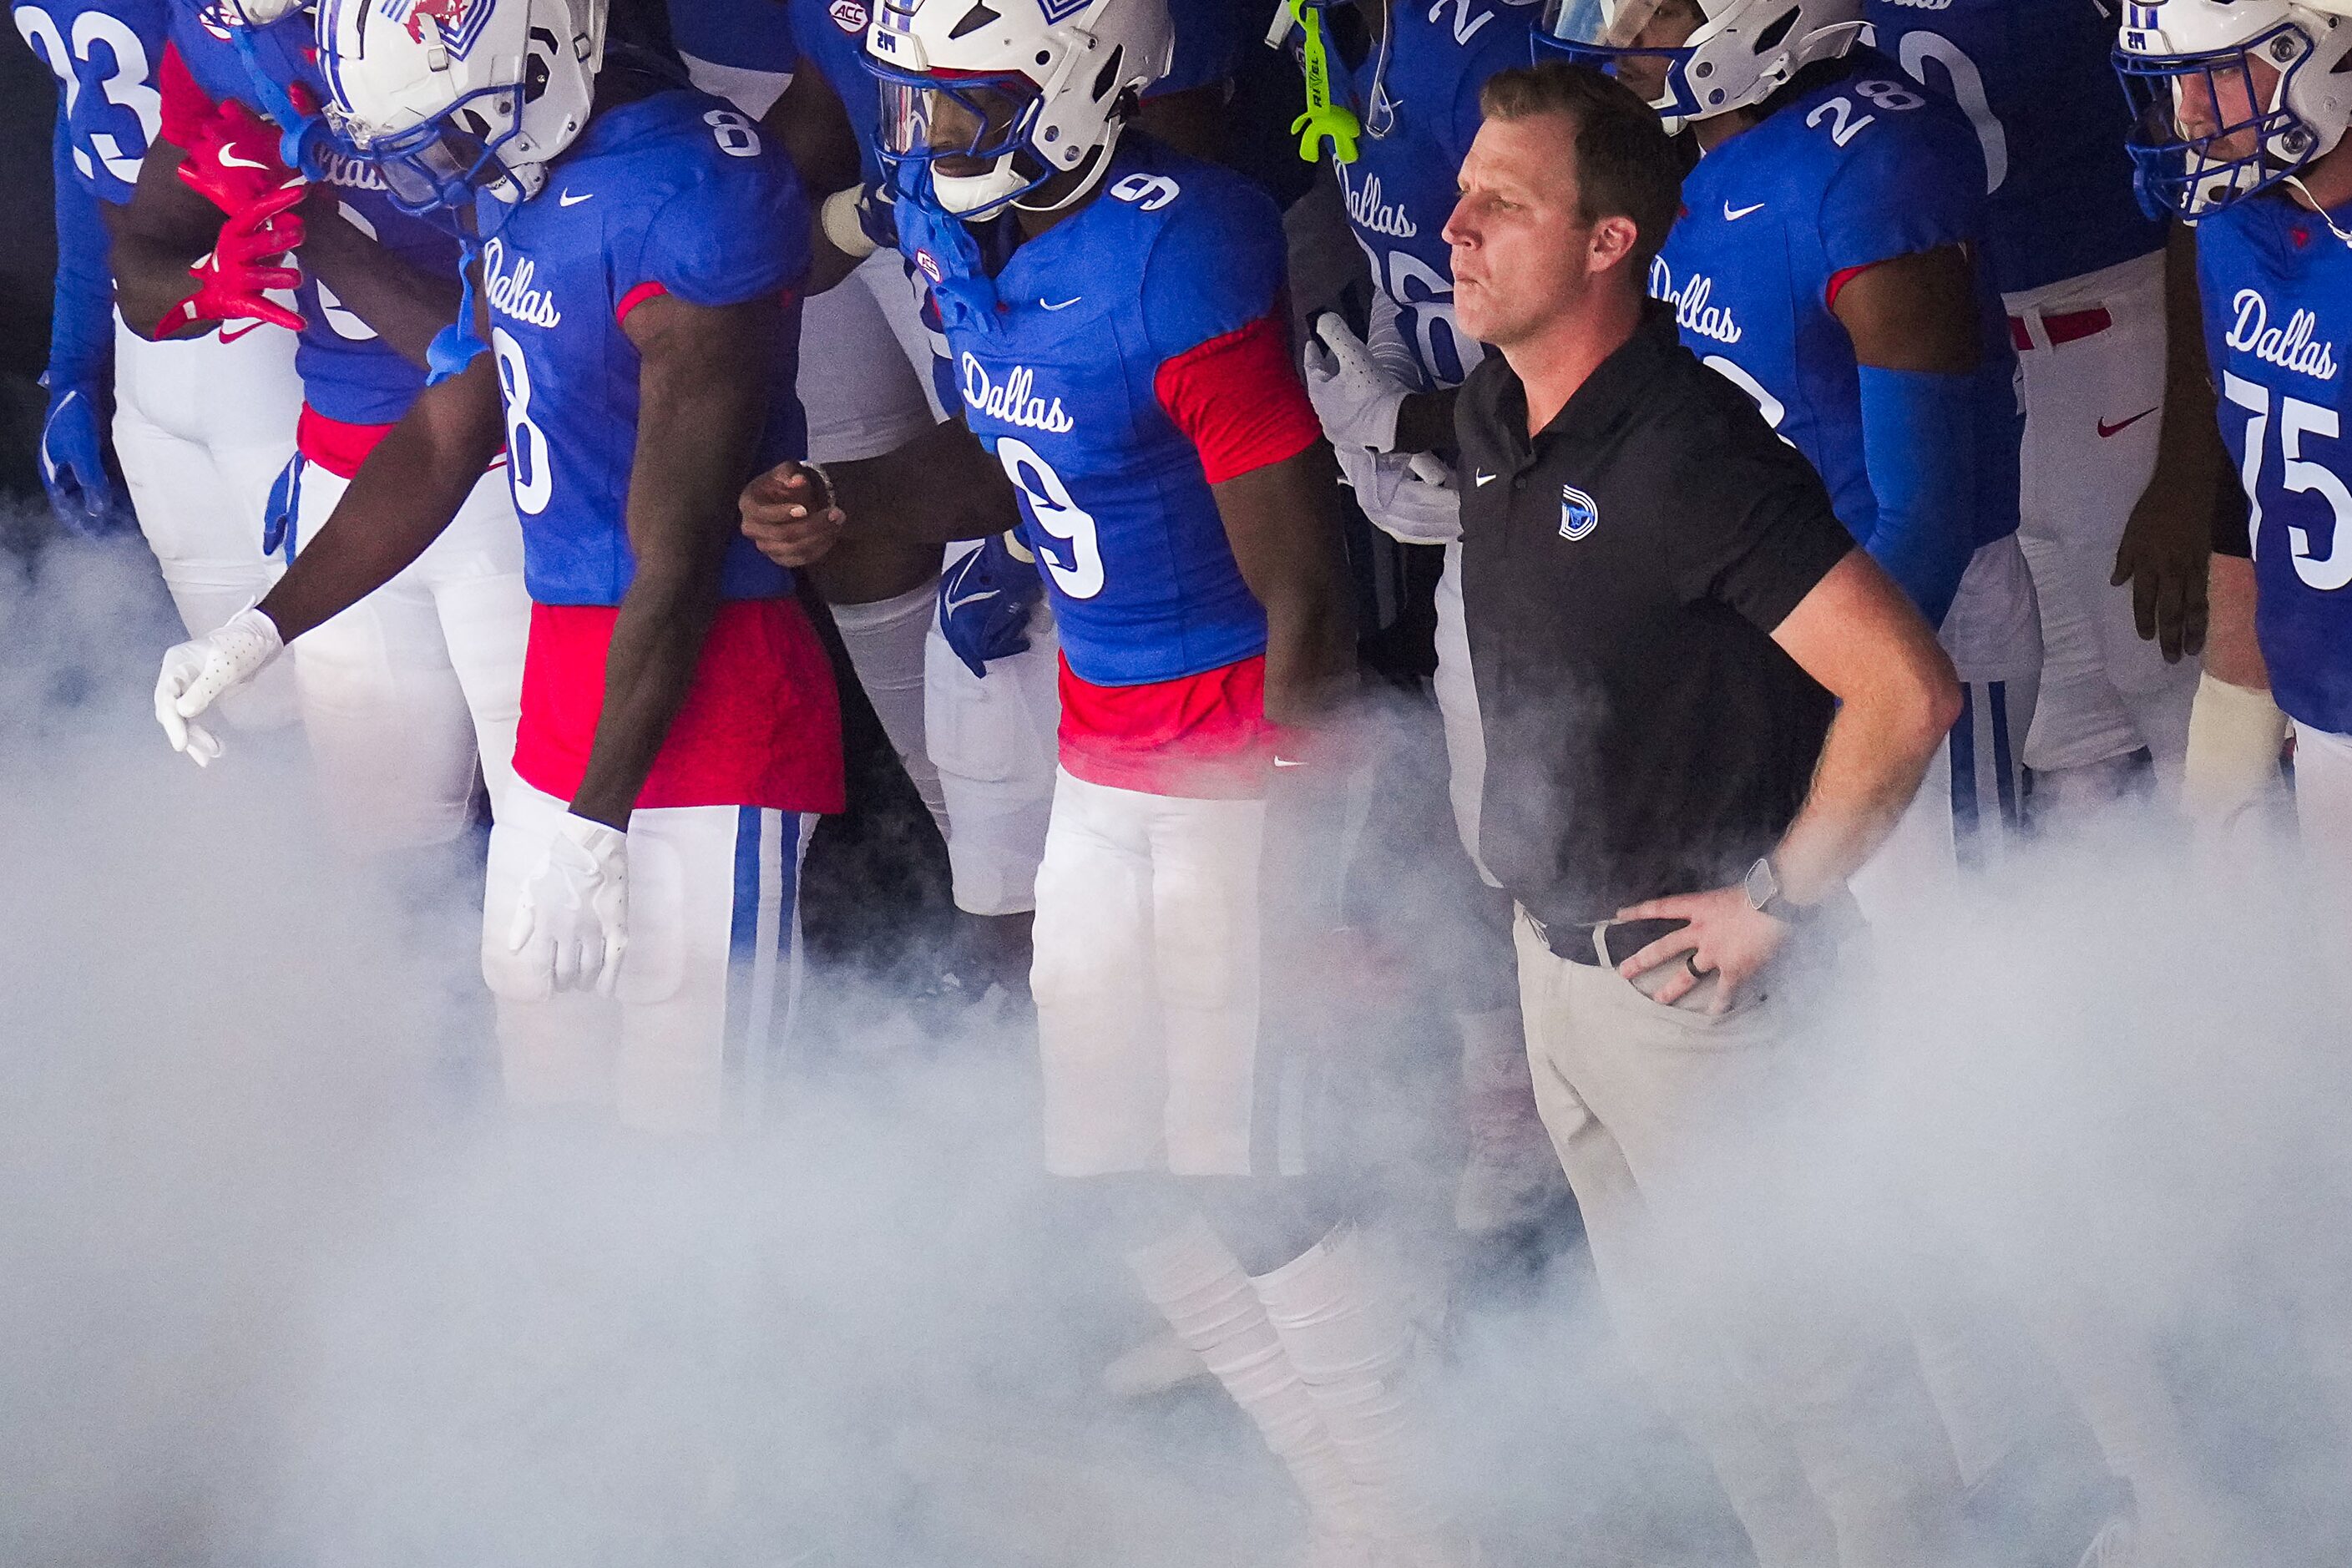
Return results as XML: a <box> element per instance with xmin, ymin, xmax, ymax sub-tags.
<box><xmin>1446</xmin><ymin>63</ymin><xmax>1970</xmax><ymax>1568</ymax></box>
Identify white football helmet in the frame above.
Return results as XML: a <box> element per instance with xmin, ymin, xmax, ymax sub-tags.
<box><xmin>1534</xmin><ymin>0</ymin><xmax>1869</xmax><ymax>124</ymax></box>
<box><xmin>2115</xmin><ymin>0</ymin><xmax>2352</xmax><ymax>219</ymax></box>
<box><xmin>313</xmin><ymin>0</ymin><xmax>605</xmax><ymax>213</ymax></box>
<box><xmin>864</xmin><ymin>0</ymin><xmax>1175</xmax><ymax>215</ymax></box>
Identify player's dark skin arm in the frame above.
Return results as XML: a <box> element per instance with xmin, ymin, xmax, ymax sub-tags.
<box><xmin>570</xmin><ymin>291</ymin><xmax>786</xmax><ymax>830</ymax></box>
<box><xmin>762</xmin><ymin>63</ymin><xmax>869</xmax><ymax>296</ymax></box>
<box><xmin>291</xmin><ymin>185</ymin><xmax>463</xmax><ymax>367</ymax></box>
<box><xmin>1212</xmin><ymin>445</ymin><xmax>1359</xmax><ymax>726</ymax></box>
<box><xmin>104</xmin><ymin>142</ymin><xmax>230</xmax><ymax>339</ymax></box>
<box><xmin>2112</xmin><ymin>221</ymin><xmax>2223</xmax><ymax>662</ymax></box>
<box><xmin>106</xmin><ymin>136</ymin><xmax>459</xmax><ymax>358</ymax></box>
<box><xmin>740</xmin><ymin>416</ymin><xmax>1021</xmax><ymax>560</ymax></box>
<box><xmin>256</xmin><ymin>351</ymin><xmax>503</xmax><ymax>639</ymax></box>
<box><xmin>1830</xmin><ymin>242</ymin><xmax>1982</xmax><ymax>373</ymax></box>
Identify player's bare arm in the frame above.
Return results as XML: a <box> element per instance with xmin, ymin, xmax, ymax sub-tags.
<box><xmin>290</xmin><ymin>190</ymin><xmax>464</xmax><ymax>368</ymax></box>
<box><xmin>1619</xmin><ymin>551</ymin><xmax>1960</xmax><ymax>1009</ymax></box>
<box><xmin>760</xmin><ymin>62</ymin><xmax>868</xmax><ymax>296</ymax></box>
<box><xmin>1828</xmin><ymin>244</ymin><xmax>1981</xmax><ymax>374</ymax></box>
<box><xmin>2111</xmin><ymin>221</ymin><xmax>2223</xmax><ymax>663</ymax></box>
<box><xmin>260</xmin><ymin>341</ymin><xmax>505</xmax><ymax>641</ymax></box>
<box><xmin>573</xmin><ymin>291</ymin><xmax>787</xmax><ymax>830</ymax></box>
<box><xmin>1211</xmin><ymin>445</ymin><xmax>1359</xmax><ymax>728</ymax></box>
<box><xmin>742</xmin><ymin>417</ymin><xmax>1020</xmax><ymax>559</ymax></box>
<box><xmin>104</xmin><ymin>140</ymin><xmax>235</xmax><ymax>339</ymax></box>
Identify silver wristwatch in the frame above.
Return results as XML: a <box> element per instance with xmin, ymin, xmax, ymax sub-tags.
<box><xmin>1743</xmin><ymin>855</ymin><xmax>1813</xmax><ymax>924</ymax></box>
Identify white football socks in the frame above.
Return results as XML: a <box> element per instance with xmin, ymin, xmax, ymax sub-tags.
<box><xmin>1252</xmin><ymin>1224</ymin><xmax>1454</xmax><ymax>1550</ymax></box>
<box><xmin>1127</xmin><ymin>1216</ymin><xmax>1369</xmax><ymax>1545</ymax></box>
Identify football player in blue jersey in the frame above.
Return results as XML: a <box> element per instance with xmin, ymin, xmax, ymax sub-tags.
<box><xmin>1871</xmin><ymin>0</ymin><xmax>2219</xmax><ymax>825</ymax></box>
<box><xmin>18</xmin><ymin>0</ymin><xmax>306</xmax><ymax>730</ymax></box>
<box><xmin>1540</xmin><ymin>0</ymin><xmax>2043</xmax><ymax>908</ymax></box>
<box><xmin>2119</xmin><ymin>0</ymin><xmax>2352</xmax><ymax>950</ymax></box>
<box><xmin>736</xmin><ymin>0</ymin><xmax>1070</xmax><ymax>999</ymax></box>
<box><xmin>828</xmin><ymin>0</ymin><xmax>1467</xmax><ymax>1558</ymax></box>
<box><xmin>112</xmin><ymin>0</ymin><xmax>533</xmax><ymax>856</ymax></box>
<box><xmin>153</xmin><ymin>0</ymin><xmax>847</xmax><ymax>1133</ymax></box>
<box><xmin>1279</xmin><ymin>0</ymin><xmax>1569</xmax><ymax>1241</ymax></box>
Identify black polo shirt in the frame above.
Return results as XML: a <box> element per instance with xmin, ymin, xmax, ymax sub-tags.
<box><xmin>1456</xmin><ymin>307</ymin><xmax>1855</xmax><ymax>928</ymax></box>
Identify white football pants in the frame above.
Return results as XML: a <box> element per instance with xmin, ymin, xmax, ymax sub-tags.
<box><xmin>1431</xmin><ymin>539</ymin><xmax>1495</xmax><ymax>883</ymax></box>
<box><xmin>833</xmin><ymin>579</ymin><xmax>948</xmax><ymax>835</ymax></box>
<box><xmin>2011</xmin><ymin>253</ymin><xmax>2200</xmax><ymax>787</ymax></box>
<box><xmin>111</xmin><ymin>314</ymin><xmax>303</xmax><ymax>726</ymax></box>
<box><xmin>923</xmin><ymin>570</ymin><xmax>1060</xmax><ymax>918</ymax></box>
<box><xmin>286</xmin><ymin>458</ymin><xmax>529</xmax><ymax>852</ymax></box>
<box><xmin>483</xmin><ymin>781</ymin><xmax>812</xmax><ymax>1135</ymax></box>
<box><xmin>2293</xmin><ymin>723</ymin><xmax>2352</xmax><ymax>948</ymax></box>
<box><xmin>1031</xmin><ymin>767</ymin><xmax>1291</xmax><ymax>1177</ymax></box>
<box><xmin>1854</xmin><ymin>536</ymin><xmax>2042</xmax><ymax>923</ymax></box>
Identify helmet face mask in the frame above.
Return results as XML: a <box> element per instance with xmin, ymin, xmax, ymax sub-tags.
<box><xmin>356</xmin><ymin>83</ymin><xmax>527</xmax><ymax>215</ymax></box>
<box><xmin>316</xmin><ymin>0</ymin><xmax>605</xmax><ymax>221</ymax></box>
<box><xmin>863</xmin><ymin>0</ymin><xmax>1174</xmax><ymax>219</ymax></box>
<box><xmin>2115</xmin><ymin>3</ymin><xmax>2352</xmax><ymax>220</ymax></box>
<box><xmin>873</xmin><ymin>66</ymin><xmax>1050</xmax><ymax>213</ymax></box>
<box><xmin>1533</xmin><ymin>0</ymin><xmax>1869</xmax><ymax>124</ymax></box>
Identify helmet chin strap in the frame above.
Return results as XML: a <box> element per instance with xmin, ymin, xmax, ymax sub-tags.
<box><xmin>1012</xmin><ymin>141</ymin><xmax>1114</xmax><ymax>215</ymax></box>
<box><xmin>2284</xmin><ymin>172</ymin><xmax>2352</xmax><ymax>249</ymax></box>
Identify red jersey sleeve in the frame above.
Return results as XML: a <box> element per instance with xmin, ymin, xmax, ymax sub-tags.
<box><xmin>157</xmin><ymin>42</ymin><xmax>221</xmax><ymax>149</ymax></box>
<box><xmin>1152</xmin><ymin>309</ymin><xmax>1325</xmax><ymax>485</ymax></box>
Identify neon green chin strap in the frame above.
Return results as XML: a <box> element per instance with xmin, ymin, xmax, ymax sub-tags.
<box><xmin>1287</xmin><ymin>0</ymin><xmax>1361</xmax><ymax>164</ymax></box>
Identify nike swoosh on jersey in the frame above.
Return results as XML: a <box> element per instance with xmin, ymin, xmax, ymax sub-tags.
<box><xmin>559</xmin><ymin>190</ymin><xmax>593</xmax><ymax>206</ymax></box>
<box><xmin>2097</xmin><ymin>407</ymin><xmax>2158</xmax><ymax>438</ymax></box>
<box><xmin>1474</xmin><ymin>472</ymin><xmax>1498</xmax><ymax>487</ymax></box>
<box><xmin>1723</xmin><ymin>201</ymin><xmax>1767</xmax><ymax>220</ymax></box>
<box><xmin>1039</xmin><ymin>296</ymin><xmax>1083</xmax><ymax>311</ymax></box>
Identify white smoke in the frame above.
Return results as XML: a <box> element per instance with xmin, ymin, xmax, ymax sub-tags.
<box><xmin>5</xmin><ymin>520</ymin><xmax>2351</xmax><ymax>1567</ymax></box>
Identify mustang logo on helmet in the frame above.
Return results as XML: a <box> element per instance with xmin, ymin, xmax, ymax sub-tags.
<box><xmin>380</xmin><ymin>0</ymin><xmax>493</xmax><ymax>58</ymax></box>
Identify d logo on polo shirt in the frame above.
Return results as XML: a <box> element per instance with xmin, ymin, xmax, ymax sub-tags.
<box><xmin>1559</xmin><ymin>485</ymin><xmax>1600</xmax><ymax>541</ymax></box>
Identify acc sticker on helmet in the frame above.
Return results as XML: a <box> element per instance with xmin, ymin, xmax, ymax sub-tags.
<box><xmin>1559</xmin><ymin>485</ymin><xmax>1599</xmax><ymax>541</ymax></box>
<box><xmin>829</xmin><ymin>0</ymin><xmax>867</xmax><ymax>33</ymax></box>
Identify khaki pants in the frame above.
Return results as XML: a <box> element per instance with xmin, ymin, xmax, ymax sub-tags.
<box><xmin>1512</xmin><ymin>909</ymin><xmax>1965</xmax><ymax>1568</ymax></box>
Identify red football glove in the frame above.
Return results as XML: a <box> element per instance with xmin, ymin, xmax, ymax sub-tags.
<box><xmin>176</xmin><ymin>97</ymin><xmax>302</xmax><ymax>215</ymax></box>
<box><xmin>158</xmin><ymin>182</ymin><xmax>307</xmax><ymax>337</ymax></box>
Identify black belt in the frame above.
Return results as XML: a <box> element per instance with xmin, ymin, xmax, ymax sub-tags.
<box><xmin>1526</xmin><ymin>913</ymin><xmax>1689</xmax><ymax>969</ymax></box>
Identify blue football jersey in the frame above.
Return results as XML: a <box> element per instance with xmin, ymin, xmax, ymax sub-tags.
<box><xmin>2198</xmin><ymin>199</ymin><xmax>2352</xmax><ymax>734</ymax></box>
<box><xmin>1334</xmin><ymin>0</ymin><xmax>1533</xmax><ymax>391</ymax></box>
<box><xmin>938</xmin><ymin>138</ymin><xmax>1276</xmax><ymax>686</ymax></box>
<box><xmin>484</xmin><ymin>88</ymin><xmax>810</xmax><ymax>606</ymax></box>
<box><xmin>13</xmin><ymin>0</ymin><xmax>166</xmax><ymax>203</ymax></box>
<box><xmin>167</xmin><ymin>3</ymin><xmax>461</xmax><ymax>425</ymax></box>
<box><xmin>1656</xmin><ymin>50</ymin><xmax>2015</xmax><ymax>550</ymax></box>
<box><xmin>1866</xmin><ymin>0</ymin><xmax>2165</xmax><ymax>296</ymax></box>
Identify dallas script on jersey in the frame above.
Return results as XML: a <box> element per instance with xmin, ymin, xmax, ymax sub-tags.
<box><xmin>2228</xmin><ymin>289</ymin><xmax>2340</xmax><ymax>382</ymax></box>
<box><xmin>1651</xmin><ymin>257</ymin><xmax>1742</xmax><ymax>346</ymax></box>
<box><xmin>483</xmin><ymin>239</ymin><xmax>563</xmax><ymax>330</ymax></box>
<box><xmin>1345</xmin><ymin>172</ymin><xmax>1418</xmax><ymax>240</ymax></box>
<box><xmin>961</xmin><ymin>355</ymin><xmax>1075</xmax><ymax>433</ymax></box>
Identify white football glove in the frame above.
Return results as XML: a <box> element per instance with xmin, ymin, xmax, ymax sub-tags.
<box><xmin>153</xmin><ymin>605</ymin><xmax>284</xmax><ymax>766</ymax></box>
<box><xmin>1336</xmin><ymin>443</ymin><xmax>1463</xmax><ymax>547</ymax></box>
<box><xmin>508</xmin><ymin>812</ymin><xmax>630</xmax><ymax>996</ymax></box>
<box><xmin>1303</xmin><ymin>312</ymin><xmax>1410</xmax><ymax>456</ymax></box>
